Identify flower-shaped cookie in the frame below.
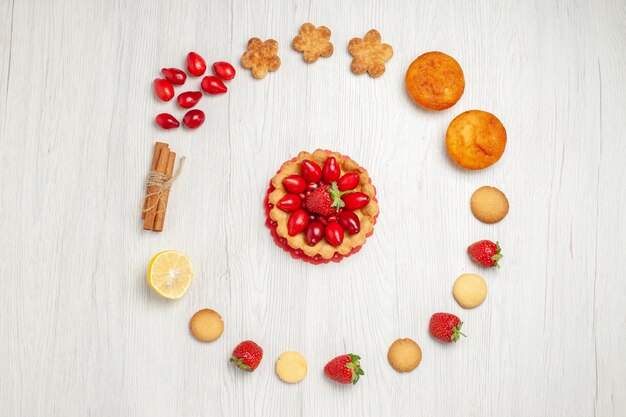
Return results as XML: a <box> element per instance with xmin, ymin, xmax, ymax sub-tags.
<box><xmin>348</xmin><ymin>30</ymin><xmax>393</xmax><ymax>78</ymax></box>
<box><xmin>292</xmin><ymin>23</ymin><xmax>334</xmax><ymax>63</ymax></box>
<box><xmin>241</xmin><ymin>38</ymin><xmax>281</xmax><ymax>79</ymax></box>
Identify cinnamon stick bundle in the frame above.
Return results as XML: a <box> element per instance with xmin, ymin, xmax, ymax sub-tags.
<box><xmin>142</xmin><ymin>142</ymin><xmax>180</xmax><ymax>232</ymax></box>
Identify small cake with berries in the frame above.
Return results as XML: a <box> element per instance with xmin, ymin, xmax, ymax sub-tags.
<box><xmin>265</xmin><ymin>150</ymin><xmax>379</xmax><ymax>264</ymax></box>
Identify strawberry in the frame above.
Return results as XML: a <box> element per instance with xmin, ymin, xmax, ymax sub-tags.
<box><xmin>323</xmin><ymin>353</ymin><xmax>364</xmax><ymax>384</ymax></box>
<box><xmin>468</xmin><ymin>240</ymin><xmax>503</xmax><ymax>268</ymax></box>
<box><xmin>429</xmin><ymin>313</ymin><xmax>466</xmax><ymax>343</ymax></box>
<box><xmin>229</xmin><ymin>340</ymin><xmax>263</xmax><ymax>372</ymax></box>
<box><xmin>303</xmin><ymin>187</ymin><xmax>335</xmax><ymax>216</ymax></box>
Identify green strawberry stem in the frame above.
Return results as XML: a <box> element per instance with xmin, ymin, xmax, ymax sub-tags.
<box><xmin>491</xmin><ymin>241</ymin><xmax>503</xmax><ymax>268</ymax></box>
<box><xmin>327</xmin><ymin>182</ymin><xmax>353</xmax><ymax>211</ymax></box>
<box><xmin>450</xmin><ymin>322</ymin><xmax>467</xmax><ymax>342</ymax></box>
<box><xmin>229</xmin><ymin>357</ymin><xmax>251</xmax><ymax>370</ymax></box>
<box><xmin>345</xmin><ymin>353</ymin><xmax>364</xmax><ymax>384</ymax></box>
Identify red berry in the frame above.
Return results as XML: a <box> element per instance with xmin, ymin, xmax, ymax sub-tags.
<box><xmin>342</xmin><ymin>192</ymin><xmax>370</xmax><ymax>210</ymax></box>
<box><xmin>282</xmin><ymin>175</ymin><xmax>307</xmax><ymax>194</ymax></box>
<box><xmin>429</xmin><ymin>313</ymin><xmax>466</xmax><ymax>343</ymax></box>
<box><xmin>324</xmin><ymin>354</ymin><xmax>363</xmax><ymax>384</ymax></box>
<box><xmin>303</xmin><ymin>187</ymin><xmax>335</xmax><ymax>217</ymax></box>
<box><xmin>161</xmin><ymin>68</ymin><xmax>187</xmax><ymax>85</ymax></box>
<box><xmin>276</xmin><ymin>194</ymin><xmax>301</xmax><ymax>212</ymax></box>
<box><xmin>338</xmin><ymin>211</ymin><xmax>360</xmax><ymax>234</ymax></box>
<box><xmin>467</xmin><ymin>240</ymin><xmax>503</xmax><ymax>268</ymax></box>
<box><xmin>229</xmin><ymin>340</ymin><xmax>263</xmax><ymax>372</ymax></box>
<box><xmin>182</xmin><ymin>109</ymin><xmax>205</xmax><ymax>129</ymax></box>
<box><xmin>301</xmin><ymin>159</ymin><xmax>322</xmax><ymax>183</ymax></box>
<box><xmin>186</xmin><ymin>52</ymin><xmax>206</xmax><ymax>76</ymax></box>
<box><xmin>155</xmin><ymin>113</ymin><xmax>180</xmax><ymax>129</ymax></box>
<box><xmin>324</xmin><ymin>222</ymin><xmax>344</xmax><ymax>246</ymax></box>
<box><xmin>337</xmin><ymin>173</ymin><xmax>359</xmax><ymax>191</ymax></box>
<box><xmin>212</xmin><ymin>61</ymin><xmax>236</xmax><ymax>80</ymax></box>
<box><xmin>305</xmin><ymin>222</ymin><xmax>325</xmax><ymax>245</ymax></box>
<box><xmin>176</xmin><ymin>91</ymin><xmax>202</xmax><ymax>109</ymax></box>
<box><xmin>322</xmin><ymin>157</ymin><xmax>340</xmax><ymax>183</ymax></box>
<box><xmin>153</xmin><ymin>78</ymin><xmax>174</xmax><ymax>101</ymax></box>
<box><xmin>287</xmin><ymin>209</ymin><xmax>309</xmax><ymax>236</ymax></box>
<box><xmin>201</xmin><ymin>76</ymin><xmax>228</xmax><ymax>95</ymax></box>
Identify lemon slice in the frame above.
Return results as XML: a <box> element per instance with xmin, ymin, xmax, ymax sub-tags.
<box><xmin>147</xmin><ymin>250</ymin><xmax>194</xmax><ymax>299</ymax></box>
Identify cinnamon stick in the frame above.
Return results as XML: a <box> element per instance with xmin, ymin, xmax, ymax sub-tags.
<box><xmin>142</xmin><ymin>142</ymin><xmax>168</xmax><ymax>219</ymax></box>
<box><xmin>152</xmin><ymin>151</ymin><xmax>176</xmax><ymax>232</ymax></box>
<box><xmin>143</xmin><ymin>145</ymin><xmax>170</xmax><ymax>230</ymax></box>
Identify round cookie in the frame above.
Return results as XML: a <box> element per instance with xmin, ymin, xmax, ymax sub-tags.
<box><xmin>387</xmin><ymin>338</ymin><xmax>422</xmax><ymax>373</ymax></box>
<box><xmin>453</xmin><ymin>273</ymin><xmax>487</xmax><ymax>309</ymax></box>
<box><xmin>405</xmin><ymin>51</ymin><xmax>465</xmax><ymax>111</ymax></box>
<box><xmin>275</xmin><ymin>351</ymin><xmax>307</xmax><ymax>383</ymax></box>
<box><xmin>446</xmin><ymin>110</ymin><xmax>507</xmax><ymax>170</ymax></box>
<box><xmin>189</xmin><ymin>309</ymin><xmax>224</xmax><ymax>342</ymax></box>
<box><xmin>470</xmin><ymin>186</ymin><xmax>509</xmax><ymax>223</ymax></box>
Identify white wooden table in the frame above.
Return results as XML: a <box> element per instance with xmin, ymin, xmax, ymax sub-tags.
<box><xmin>1</xmin><ymin>0</ymin><xmax>625</xmax><ymax>416</ymax></box>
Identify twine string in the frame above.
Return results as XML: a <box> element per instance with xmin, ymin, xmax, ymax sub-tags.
<box><xmin>142</xmin><ymin>156</ymin><xmax>186</xmax><ymax>214</ymax></box>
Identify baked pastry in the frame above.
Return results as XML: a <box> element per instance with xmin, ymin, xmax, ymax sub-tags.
<box><xmin>265</xmin><ymin>150</ymin><xmax>379</xmax><ymax>264</ymax></box>
<box><xmin>405</xmin><ymin>51</ymin><xmax>465</xmax><ymax>110</ymax></box>
<box><xmin>189</xmin><ymin>309</ymin><xmax>224</xmax><ymax>342</ymax></box>
<box><xmin>453</xmin><ymin>274</ymin><xmax>487</xmax><ymax>309</ymax></box>
<box><xmin>470</xmin><ymin>186</ymin><xmax>509</xmax><ymax>223</ymax></box>
<box><xmin>446</xmin><ymin>110</ymin><xmax>507</xmax><ymax>170</ymax></box>
<box><xmin>275</xmin><ymin>351</ymin><xmax>308</xmax><ymax>383</ymax></box>
<box><xmin>387</xmin><ymin>338</ymin><xmax>422</xmax><ymax>372</ymax></box>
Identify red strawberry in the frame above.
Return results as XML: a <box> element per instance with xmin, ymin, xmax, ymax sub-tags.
<box><xmin>229</xmin><ymin>340</ymin><xmax>263</xmax><ymax>372</ymax></box>
<box><xmin>324</xmin><ymin>354</ymin><xmax>364</xmax><ymax>384</ymax></box>
<box><xmin>467</xmin><ymin>240</ymin><xmax>503</xmax><ymax>268</ymax></box>
<box><xmin>429</xmin><ymin>313</ymin><xmax>466</xmax><ymax>343</ymax></box>
<box><xmin>303</xmin><ymin>187</ymin><xmax>335</xmax><ymax>217</ymax></box>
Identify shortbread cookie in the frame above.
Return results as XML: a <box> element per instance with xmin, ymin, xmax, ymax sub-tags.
<box><xmin>446</xmin><ymin>110</ymin><xmax>507</xmax><ymax>170</ymax></box>
<box><xmin>241</xmin><ymin>38</ymin><xmax>281</xmax><ymax>79</ymax></box>
<box><xmin>348</xmin><ymin>30</ymin><xmax>393</xmax><ymax>77</ymax></box>
<box><xmin>275</xmin><ymin>351</ymin><xmax>307</xmax><ymax>383</ymax></box>
<box><xmin>189</xmin><ymin>309</ymin><xmax>224</xmax><ymax>342</ymax></box>
<box><xmin>387</xmin><ymin>338</ymin><xmax>422</xmax><ymax>372</ymax></box>
<box><xmin>470</xmin><ymin>186</ymin><xmax>509</xmax><ymax>223</ymax></box>
<box><xmin>405</xmin><ymin>51</ymin><xmax>465</xmax><ymax>111</ymax></box>
<box><xmin>292</xmin><ymin>23</ymin><xmax>333</xmax><ymax>63</ymax></box>
<box><xmin>453</xmin><ymin>273</ymin><xmax>487</xmax><ymax>309</ymax></box>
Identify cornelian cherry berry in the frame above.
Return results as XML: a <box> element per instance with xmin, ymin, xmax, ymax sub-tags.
<box><xmin>342</xmin><ymin>192</ymin><xmax>370</xmax><ymax>210</ymax></box>
<box><xmin>186</xmin><ymin>52</ymin><xmax>207</xmax><ymax>77</ymax></box>
<box><xmin>288</xmin><ymin>210</ymin><xmax>309</xmax><ymax>236</ymax></box>
<box><xmin>277</xmin><ymin>194</ymin><xmax>301</xmax><ymax>212</ymax></box>
<box><xmin>337</xmin><ymin>173</ymin><xmax>359</xmax><ymax>191</ymax></box>
<box><xmin>161</xmin><ymin>68</ymin><xmax>187</xmax><ymax>85</ymax></box>
<box><xmin>153</xmin><ymin>78</ymin><xmax>174</xmax><ymax>101</ymax></box>
<box><xmin>155</xmin><ymin>113</ymin><xmax>180</xmax><ymax>129</ymax></box>
<box><xmin>324</xmin><ymin>222</ymin><xmax>344</xmax><ymax>246</ymax></box>
<box><xmin>201</xmin><ymin>76</ymin><xmax>227</xmax><ymax>95</ymax></box>
<box><xmin>322</xmin><ymin>157</ymin><xmax>341</xmax><ymax>183</ymax></box>
<box><xmin>301</xmin><ymin>160</ymin><xmax>322</xmax><ymax>183</ymax></box>
<box><xmin>338</xmin><ymin>211</ymin><xmax>360</xmax><ymax>234</ymax></box>
<box><xmin>212</xmin><ymin>61</ymin><xmax>236</xmax><ymax>81</ymax></box>
<box><xmin>182</xmin><ymin>109</ymin><xmax>205</xmax><ymax>129</ymax></box>
<box><xmin>177</xmin><ymin>91</ymin><xmax>202</xmax><ymax>109</ymax></box>
<box><xmin>305</xmin><ymin>222</ymin><xmax>325</xmax><ymax>245</ymax></box>
<box><xmin>283</xmin><ymin>175</ymin><xmax>307</xmax><ymax>194</ymax></box>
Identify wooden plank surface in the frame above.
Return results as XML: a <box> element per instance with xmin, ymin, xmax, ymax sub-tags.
<box><xmin>0</xmin><ymin>0</ymin><xmax>625</xmax><ymax>416</ymax></box>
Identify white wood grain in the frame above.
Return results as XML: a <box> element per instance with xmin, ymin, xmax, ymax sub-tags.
<box><xmin>1</xmin><ymin>0</ymin><xmax>625</xmax><ymax>416</ymax></box>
